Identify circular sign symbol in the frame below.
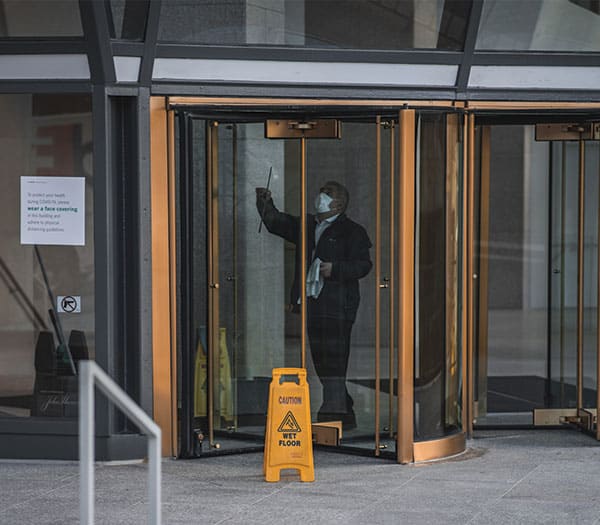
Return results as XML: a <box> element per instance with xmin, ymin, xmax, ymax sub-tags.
<box><xmin>61</xmin><ymin>296</ymin><xmax>78</xmax><ymax>313</ymax></box>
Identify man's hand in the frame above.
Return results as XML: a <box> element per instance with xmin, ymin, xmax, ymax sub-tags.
<box><xmin>256</xmin><ymin>187</ymin><xmax>272</xmax><ymax>202</ymax></box>
<box><xmin>320</xmin><ymin>261</ymin><xmax>332</xmax><ymax>278</ymax></box>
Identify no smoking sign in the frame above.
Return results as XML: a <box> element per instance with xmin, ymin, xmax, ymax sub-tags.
<box><xmin>57</xmin><ymin>295</ymin><xmax>81</xmax><ymax>314</ymax></box>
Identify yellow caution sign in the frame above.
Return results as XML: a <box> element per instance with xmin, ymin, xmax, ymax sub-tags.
<box><xmin>264</xmin><ymin>368</ymin><xmax>314</xmax><ymax>482</ymax></box>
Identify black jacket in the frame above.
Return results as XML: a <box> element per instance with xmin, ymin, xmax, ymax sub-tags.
<box><xmin>257</xmin><ymin>197</ymin><xmax>372</xmax><ymax>322</ymax></box>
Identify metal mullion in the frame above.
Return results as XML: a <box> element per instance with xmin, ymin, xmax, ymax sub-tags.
<box><xmin>466</xmin><ymin>113</ymin><xmax>476</xmax><ymax>437</ymax></box>
<box><xmin>460</xmin><ymin>112</ymin><xmax>469</xmax><ymax>436</ymax></box>
<box><xmin>577</xmin><ymin>137</ymin><xmax>585</xmax><ymax>410</ymax></box>
<box><xmin>597</xmin><ymin>139</ymin><xmax>600</xmax><ymax>440</ymax></box>
<box><xmin>375</xmin><ymin>116</ymin><xmax>382</xmax><ymax>456</ymax></box>
<box><xmin>139</xmin><ymin>0</ymin><xmax>162</xmax><ymax>86</ymax></box>
<box><xmin>389</xmin><ymin>121</ymin><xmax>396</xmax><ymax>439</ymax></box>
<box><xmin>207</xmin><ymin>121</ymin><xmax>220</xmax><ymax>447</ymax></box>
<box><xmin>472</xmin><ymin>52</ymin><xmax>600</xmax><ymax>67</ymax></box>
<box><xmin>154</xmin><ymin>44</ymin><xmax>463</xmax><ymax>65</ymax></box>
<box><xmin>445</xmin><ymin>113</ymin><xmax>460</xmax><ymax>428</ymax></box>
<box><xmin>477</xmin><ymin>126</ymin><xmax>491</xmax><ymax>417</ymax></box>
<box><xmin>177</xmin><ymin>113</ymin><xmax>193</xmax><ymax>457</ymax></box>
<box><xmin>232</xmin><ymin>124</ymin><xmax>239</xmax><ymax>431</ymax></box>
<box><xmin>167</xmin><ymin>109</ymin><xmax>178</xmax><ymax>456</ymax></box>
<box><xmin>0</xmin><ymin>40</ymin><xmax>87</xmax><ymax>53</ymax></box>
<box><xmin>456</xmin><ymin>0</ymin><xmax>484</xmax><ymax>92</ymax></box>
<box><xmin>301</xmin><ymin>138</ymin><xmax>307</xmax><ymax>369</ymax></box>
<box><xmin>79</xmin><ymin>0</ymin><xmax>116</xmax><ymax>84</ymax></box>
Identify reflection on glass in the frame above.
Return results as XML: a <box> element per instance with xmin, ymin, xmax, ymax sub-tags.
<box><xmin>159</xmin><ymin>0</ymin><xmax>471</xmax><ymax>50</ymax></box>
<box><xmin>477</xmin><ymin>0</ymin><xmax>600</xmax><ymax>51</ymax></box>
<box><xmin>0</xmin><ymin>1</ymin><xmax>83</xmax><ymax>37</ymax></box>
<box><xmin>414</xmin><ymin>113</ymin><xmax>462</xmax><ymax>441</ymax></box>
<box><xmin>189</xmin><ymin>121</ymin><xmax>300</xmax><ymax>450</ymax></box>
<box><xmin>482</xmin><ymin>126</ymin><xmax>549</xmax><ymax>425</ymax></box>
<box><xmin>550</xmin><ymin>140</ymin><xmax>598</xmax><ymax>410</ymax></box>
<box><xmin>186</xmin><ymin>118</ymin><xmax>401</xmax><ymax>454</ymax></box>
<box><xmin>0</xmin><ymin>94</ymin><xmax>94</xmax><ymax>419</ymax></box>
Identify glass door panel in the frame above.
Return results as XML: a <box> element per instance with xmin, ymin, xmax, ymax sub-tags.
<box><xmin>477</xmin><ymin>125</ymin><xmax>550</xmax><ymax>426</ymax></box>
<box><xmin>550</xmin><ymin>140</ymin><xmax>579</xmax><ymax>409</ymax></box>
<box><xmin>215</xmin><ymin>122</ymin><xmax>301</xmax><ymax>438</ymax></box>
<box><xmin>181</xmin><ymin>114</ymin><xmax>395</xmax><ymax>456</ymax></box>
<box><xmin>476</xmin><ymin>122</ymin><xmax>598</xmax><ymax>435</ymax></box>
<box><xmin>414</xmin><ymin>112</ymin><xmax>463</xmax><ymax>442</ymax></box>
<box><xmin>305</xmin><ymin>118</ymin><xmax>396</xmax><ymax>455</ymax></box>
<box><xmin>551</xmin><ymin>139</ymin><xmax>599</xmax><ymax>429</ymax></box>
<box><xmin>180</xmin><ymin>116</ymin><xmax>300</xmax><ymax>455</ymax></box>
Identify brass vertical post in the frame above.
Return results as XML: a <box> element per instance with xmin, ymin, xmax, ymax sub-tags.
<box><xmin>577</xmin><ymin>137</ymin><xmax>585</xmax><ymax>410</ymax></box>
<box><xmin>397</xmin><ymin>109</ymin><xmax>415</xmax><ymax>464</ymax></box>
<box><xmin>167</xmin><ymin>109</ymin><xmax>178</xmax><ymax>456</ymax></box>
<box><xmin>445</xmin><ymin>113</ymin><xmax>459</xmax><ymax>427</ymax></box>
<box><xmin>207</xmin><ymin>121</ymin><xmax>220</xmax><ymax>447</ymax></box>
<box><xmin>232</xmin><ymin>124</ymin><xmax>239</xmax><ymax>430</ymax></box>
<box><xmin>560</xmin><ymin>143</ymin><xmax>567</xmax><ymax>404</ymax></box>
<box><xmin>477</xmin><ymin>126</ymin><xmax>491</xmax><ymax>417</ymax></box>
<box><xmin>597</xmin><ymin>140</ymin><xmax>600</xmax><ymax>440</ymax></box>
<box><xmin>461</xmin><ymin>113</ymin><xmax>470</xmax><ymax>436</ymax></box>
<box><xmin>375</xmin><ymin>116</ymin><xmax>382</xmax><ymax>455</ymax></box>
<box><xmin>389</xmin><ymin>120</ymin><xmax>396</xmax><ymax>438</ymax></box>
<box><xmin>150</xmin><ymin>97</ymin><xmax>175</xmax><ymax>456</ymax></box>
<box><xmin>467</xmin><ymin>113</ymin><xmax>476</xmax><ymax>436</ymax></box>
<box><xmin>301</xmin><ymin>137</ymin><xmax>307</xmax><ymax>369</ymax></box>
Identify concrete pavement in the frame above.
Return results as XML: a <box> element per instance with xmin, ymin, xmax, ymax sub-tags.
<box><xmin>1</xmin><ymin>429</ymin><xmax>600</xmax><ymax>524</ymax></box>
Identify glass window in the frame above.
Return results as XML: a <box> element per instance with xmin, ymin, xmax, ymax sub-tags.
<box><xmin>477</xmin><ymin>0</ymin><xmax>600</xmax><ymax>51</ymax></box>
<box><xmin>108</xmin><ymin>0</ymin><xmax>149</xmax><ymax>40</ymax></box>
<box><xmin>0</xmin><ymin>94</ymin><xmax>94</xmax><ymax>419</ymax></box>
<box><xmin>158</xmin><ymin>0</ymin><xmax>472</xmax><ymax>51</ymax></box>
<box><xmin>0</xmin><ymin>1</ymin><xmax>83</xmax><ymax>37</ymax></box>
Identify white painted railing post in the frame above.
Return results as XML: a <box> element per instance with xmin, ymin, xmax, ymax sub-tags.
<box><xmin>79</xmin><ymin>360</ymin><xmax>161</xmax><ymax>525</ymax></box>
<box><xmin>80</xmin><ymin>361</ymin><xmax>94</xmax><ymax>525</ymax></box>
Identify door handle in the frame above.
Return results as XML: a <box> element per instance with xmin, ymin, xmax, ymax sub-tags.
<box><xmin>210</xmin><ymin>283</ymin><xmax>220</xmax><ymax>289</ymax></box>
<box><xmin>379</xmin><ymin>277</ymin><xmax>390</xmax><ymax>289</ymax></box>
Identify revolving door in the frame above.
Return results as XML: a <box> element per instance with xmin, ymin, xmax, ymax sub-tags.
<box><xmin>150</xmin><ymin>98</ymin><xmax>466</xmax><ymax>463</ymax></box>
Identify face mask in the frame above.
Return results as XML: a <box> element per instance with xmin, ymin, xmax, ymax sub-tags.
<box><xmin>314</xmin><ymin>192</ymin><xmax>333</xmax><ymax>214</ymax></box>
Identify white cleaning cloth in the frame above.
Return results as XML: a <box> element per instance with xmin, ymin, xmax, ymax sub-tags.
<box><xmin>306</xmin><ymin>257</ymin><xmax>324</xmax><ymax>299</ymax></box>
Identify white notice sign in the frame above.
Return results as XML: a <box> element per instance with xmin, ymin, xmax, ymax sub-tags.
<box><xmin>21</xmin><ymin>176</ymin><xmax>85</xmax><ymax>246</ymax></box>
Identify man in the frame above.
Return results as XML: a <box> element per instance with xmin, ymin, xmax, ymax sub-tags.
<box><xmin>256</xmin><ymin>181</ymin><xmax>372</xmax><ymax>429</ymax></box>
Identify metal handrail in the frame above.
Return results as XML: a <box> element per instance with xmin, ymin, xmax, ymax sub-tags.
<box><xmin>79</xmin><ymin>360</ymin><xmax>161</xmax><ymax>525</ymax></box>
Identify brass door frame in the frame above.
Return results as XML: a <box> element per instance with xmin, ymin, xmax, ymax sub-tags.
<box><xmin>476</xmin><ymin>127</ymin><xmax>491</xmax><ymax>419</ymax></box>
<box><xmin>150</xmin><ymin>97</ymin><xmax>177</xmax><ymax>457</ymax></box>
<box><xmin>375</xmin><ymin>116</ymin><xmax>382</xmax><ymax>455</ymax></box>
<box><xmin>207</xmin><ymin>121</ymin><xmax>220</xmax><ymax>447</ymax></box>
<box><xmin>151</xmin><ymin>99</ymin><xmax>468</xmax><ymax>462</ymax></box>
<box><xmin>397</xmin><ymin>109</ymin><xmax>415</xmax><ymax>464</ymax></box>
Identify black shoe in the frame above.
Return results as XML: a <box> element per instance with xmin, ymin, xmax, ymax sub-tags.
<box><xmin>341</xmin><ymin>411</ymin><xmax>356</xmax><ymax>431</ymax></box>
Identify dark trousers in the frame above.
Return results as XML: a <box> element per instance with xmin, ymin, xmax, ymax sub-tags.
<box><xmin>307</xmin><ymin>317</ymin><xmax>354</xmax><ymax>417</ymax></box>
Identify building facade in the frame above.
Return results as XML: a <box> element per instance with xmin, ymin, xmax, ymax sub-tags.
<box><xmin>1</xmin><ymin>0</ymin><xmax>600</xmax><ymax>462</ymax></box>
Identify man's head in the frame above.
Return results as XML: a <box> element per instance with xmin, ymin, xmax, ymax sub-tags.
<box><xmin>316</xmin><ymin>180</ymin><xmax>348</xmax><ymax>219</ymax></box>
